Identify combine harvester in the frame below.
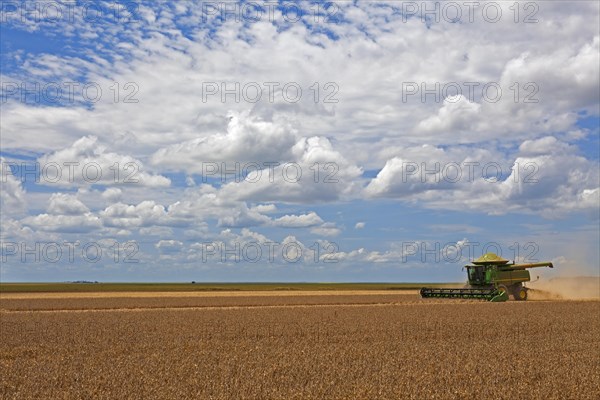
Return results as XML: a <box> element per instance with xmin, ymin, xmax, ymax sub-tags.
<box><xmin>420</xmin><ymin>253</ymin><xmax>553</xmax><ymax>302</ymax></box>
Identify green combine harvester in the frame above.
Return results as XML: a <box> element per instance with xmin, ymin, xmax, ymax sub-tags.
<box><xmin>420</xmin><ymin>252</ymin><xmax>554</xmax><ymax>302</ymax></box>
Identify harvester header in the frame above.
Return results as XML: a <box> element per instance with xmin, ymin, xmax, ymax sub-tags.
<box><xmin>420</xmin><ymin>252</ymin><xmax>554</xmax><ymax>302</ymax></box>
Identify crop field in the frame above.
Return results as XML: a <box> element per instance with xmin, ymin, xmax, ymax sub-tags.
<box><xmin>0</xmin><ymin>282</ymin><xmax>450</xmax><ymax>293</ymax></box>
<box><xmin>1</xmin><ymin>290</ymin><xmax>599</xmax><ymax>399</ymax></box>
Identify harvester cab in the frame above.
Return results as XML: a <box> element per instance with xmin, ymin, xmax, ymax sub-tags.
<box><xmin>420</xmin><ymin>252</ymin><xmax>554</xmax><ymax>302</ymax></box>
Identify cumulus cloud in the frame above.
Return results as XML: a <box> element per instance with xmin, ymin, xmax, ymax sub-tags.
<box><xmin>250</xmin><ymin>204</ymin><xmax>277</xmax><ymax>214</ymax></box>
<box><xmin>365</xmin><ymin>137</ymin><xmax>599</xmax><ymax>216</ymax></box>
<box><xmin>23</xmin><ymin>211</ymin><xmax>102</xmax><ymax>234</ymax></box>
<box><xmin>0</xmin><ymin>158</ymin><xmax>27</xmax><ymax>214</ymax></box>
<box><xmin>151</xmin><ymin>111</ymin><xmax>298</xmax><ymax>172</ymax></box>
<box><xmin>47</xmin><ymin>193</ymin><xmax>90</xmax><ymax>215</ymax></box>
<box><xmin>273</xmin><ymin>212</ymin><xmax>323</xmax><ymax>228</ymax></box>
<box><xmin>37</xmin><ymin>136</ymin><xmax>170</xmax><ymax>188</ymax></box>
<box><xmin>101</xmin><ymin>188</ymin><xmax>123</xmax><ymax>203</ymax></box>
<box><xmin>217</xmin><ymin>136</ymin><xmax>363</xmax><ymax>203</ymax></box>
<box><xmin>20</xmin><ymin>192</ymin><xmax>102</xmax><ymax>233</ymax></box>
<box><xmin>100</xmin><ymin>200</ymin><xmax>190</xmax><ymax>229</ymax></box>
<box><xmin>310</xmin><ymin>223</ymin><xmax>342</xmax><ymax>237</ymax></box>
<box><xmin>155</xmin><ymin>240</ymin><xmax>184</xmax><ymax>254</ymax></box>
<box><xmin>416</xmin><ymin>95</ymin><xmax>481</xmax><ymax>134</ymax></box>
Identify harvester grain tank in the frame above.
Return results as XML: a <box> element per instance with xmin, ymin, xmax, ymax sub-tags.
<box><xmin>420</xmin><ymin>253</ymin><xmax>554</xmax><ymax>302</ymax></box>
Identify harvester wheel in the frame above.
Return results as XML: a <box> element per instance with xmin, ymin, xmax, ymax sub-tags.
<box><xmin>497</xmin><ymin>285</ymin><xmax>509</xmax><ymax>296</ymax></box>
<box><xmin>514</xmin><ymin>287</ymin><xmax>528</xmax><ymax>301</ymax></box>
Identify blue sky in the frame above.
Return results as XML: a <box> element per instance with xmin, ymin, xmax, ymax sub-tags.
<box><xmin>1</xmin><ymin>1</ymin><xmax>599</xmax><ymax>282</ymax></box>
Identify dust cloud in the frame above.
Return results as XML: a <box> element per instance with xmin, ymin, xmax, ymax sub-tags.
<box><xmin>528</xmin><ymin>277</ymin><xmax>600</xmax><ymax>300</ymax></box>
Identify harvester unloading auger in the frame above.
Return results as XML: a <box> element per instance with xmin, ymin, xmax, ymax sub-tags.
<box><xmin>420</xmin><ymin>253</ymin><xmax>553</xmax><ymax>302</ymax></box>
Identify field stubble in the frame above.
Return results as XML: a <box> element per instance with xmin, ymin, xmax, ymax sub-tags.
<box><xmin>1</xmin><ymin>292</ymin><xmax>599</xmax><ymax>399</ymax></box>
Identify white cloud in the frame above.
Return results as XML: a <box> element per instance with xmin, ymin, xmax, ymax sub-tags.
<box><xmin>217</xmin><ymin>136</ymin><xmax>363</xmax><ymax>203</ymax></box>
<box><xmin>151</xmin><ymin>111</ymin><xmax>298</xmax><ymax>172</ymax></box>
<box><xmin>37</xmin><ymin>136</ymin><xmax>170</xmax><ymax>188</ymax></box>
<box><xmin>0</xmin><ymin>158</ymin><xmax>26</xmax><ymax>214</ymax></box>
<box><xmin>273</xmin><ymin>212</ymin><xmax>323</xmax><ymax>228</ymax></box>
<box><xmin>416</xmin><ymin>95</ymin><xmax>481</xmax><ymax>134</ymax></box>
<box><xmin>20</xmin><ymin>192</ymin><xmax>101</xmax><ymax>233</ymax></box>
<box><xmin>155</xmin><ymin>239</ymin><xmax>184</xmax><ymax>254</ymax></box>
<box><xmin>101</xmin><ymin>188</ymin><xmax>123</xmax><ymax>203</ymax></box>
<box><xmin>250</xmin><ymin>204</ymin><xmax>277</xmax><ymax>214</ymax></box>
<box><xmin>310</xmin><ymin>223</ymin><xmax>342</xmax><ymax>237</ymax></box>
<box><xmin>22</xmin><ymin>212</ymin><xmax>102</xmax><ymax>233</ymax></box>
<box><xmin>365</xmin><ymin>137</ymin><xmax>599</xmax><ymax>216</ymax></box>
<box><xmin>100</xmin><ymin>200</ymin><xmax>190</xmax><ymax>229</ymax></box>
<box><xmin>139</xmin><ymin>226</ymin><xmax>174</xmax><ymax>237</ymax></box>
<box><xmin>47</xmin><ymin>193</ymin><xmax>89</xmax><ymax>215</ymax></box>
